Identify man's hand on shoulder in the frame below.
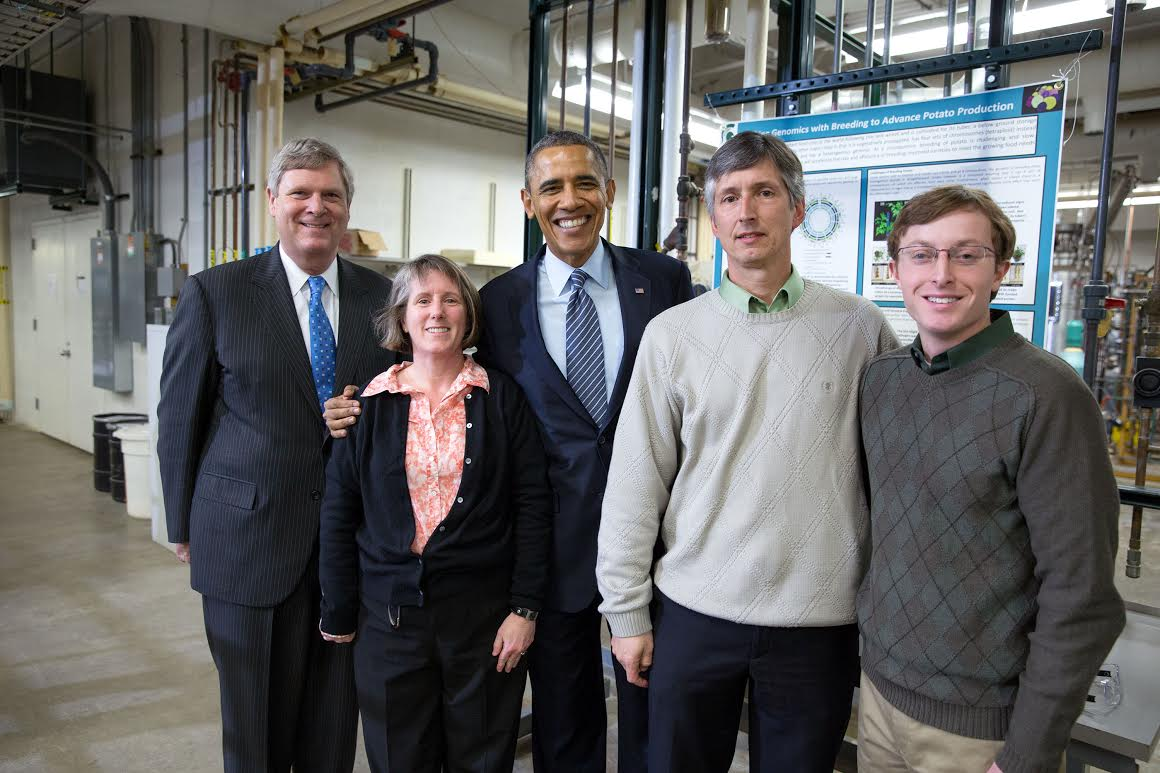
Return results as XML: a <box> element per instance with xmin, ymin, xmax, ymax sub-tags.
<box><xmin>324</xmin><ymin>385</ymin><xmax>361</xmax><ymax>438</ymax></box>
<box><xmin>175</xmin><ymin>542</ymin><xmax>190</xmax><ymax>563</ymax></box>
<box><xmin>612</xmin><ymin>632</ymin><xmax>654</xmax><ymax>688</ymax></box>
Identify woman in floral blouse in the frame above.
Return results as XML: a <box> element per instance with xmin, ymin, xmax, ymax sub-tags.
<box><xmin>319</xmin><ymin>254</ymin><xmax>552</xmax><ymax>773</ymax></box>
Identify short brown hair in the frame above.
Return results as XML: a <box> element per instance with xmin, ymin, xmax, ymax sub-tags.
<box><xmin>887</xmin><ymin>185</ymin><xmax>1016</xmax><ymax>262</ymax></box>
<box><xmin>374</xmin><ymin>254</ymin><xmax>481</xmax><ymax>353</ymax></box>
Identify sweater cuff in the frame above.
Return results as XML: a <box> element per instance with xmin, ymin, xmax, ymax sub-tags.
<box><xmin>321</xmin><ymin>603</ymin><xmax>357</xmax><ymax>637</ymax></box>
<box><xmin>606</xmin><ymin>608</ymin><xmax>653</xmax><ymax>638</ymax></box>
<box><xmin>994</xmin><ymin>743</ymin><xmax>1060</xmax><ymax>773</ymax></box>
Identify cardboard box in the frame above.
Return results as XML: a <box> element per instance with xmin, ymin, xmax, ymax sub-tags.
<box><xmin>439</xmin><ymin>248</ymin><xmax>520</xmax><ymax>268</ymax></box>
<box><xmin>341</xmin><ymin>229</ymin><xmax>388</xmax><ymax>256</ymax></box>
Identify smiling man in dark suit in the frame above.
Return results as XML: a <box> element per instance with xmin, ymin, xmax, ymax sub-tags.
<box><xmin>158</xmin><ymin>137</ymin><xmax>398</xmax><ymax>773</ymax></box>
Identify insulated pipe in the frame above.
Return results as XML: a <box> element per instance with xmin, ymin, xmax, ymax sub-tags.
<box><xmin>315</xmin><ymin>37</ymin><xmax>438</xmax><ymax>113</ymax></box>
<box><xmin>742</xmin><ymin>0</ymin><xmax>768</xmax><ymax>122</ymax></box>
<box><xmin>21</xmin><ymin>132</ymin><xmax>117</xmax><ymax>233</ymax></box>
<box><xmin>657</xmin><ymin>0</ymin><xmax>687</xmax><ymax>248</ymax></box>
<box><xmin>282</xmin><ymin>0</ymin><xmax>384</xmax><ymax>38</ymax></box>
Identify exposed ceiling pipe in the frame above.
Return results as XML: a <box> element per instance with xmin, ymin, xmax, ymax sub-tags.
<box><xmin>281</xmin><ymin>0</ymin><xmax>386</xmax><ymax>39</ymax></box>
<box><xmin>312</xmin><ymin>0</ymin><xmax>456</xmax><ymax>44</ymax></box>
<box><xmin>315</xmin><ymin>34</ymin><xmax>438</xmax><ymax>113</ymax></box>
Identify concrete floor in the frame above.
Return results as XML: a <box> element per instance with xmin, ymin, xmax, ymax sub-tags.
<box><xmin>0</xmin><ymin>423</ymin><xmax>1156</xmax><ymax>772</ymax></box>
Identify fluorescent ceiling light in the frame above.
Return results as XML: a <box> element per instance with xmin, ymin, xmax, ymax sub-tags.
<box><xmin>554</xmin><ymin>79</ymin><xmax>724</xmax><ymax>149</ymax></box>
<box><xmin>1057</xmin><ymin>195</ymin><xmax>1160</xmax><ymax>209</ymax></box>
<box><xmin>858</xmin><ymin>0</ymin><xmax>1160</xmax><ymax>58</ymax></box>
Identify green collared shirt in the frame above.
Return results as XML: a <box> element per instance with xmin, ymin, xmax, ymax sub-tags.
<box><xmin>910</xmin><ymin>310</ymin><xmax>1015</xmax><ymax>374</ymax></box>
<box><xmin>718</xmin><ymin>266</ymin><xmax>804</xmax><ymax>313</ymax></box>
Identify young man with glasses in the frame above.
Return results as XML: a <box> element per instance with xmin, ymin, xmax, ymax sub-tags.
<box><xmin>856</xmin><ymin>184</ymin><xmax>1124</xmax><ymax>773</ymax></box>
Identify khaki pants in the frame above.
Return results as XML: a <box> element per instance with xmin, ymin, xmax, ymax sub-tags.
<box><xmin>857</xmin><ymin>671</ymin><xmax>1007</xmax><ymax>773</ymax></box>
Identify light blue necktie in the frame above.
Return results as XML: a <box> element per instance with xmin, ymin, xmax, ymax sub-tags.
<box><xmin>565</xmin><ymin>269</ymin><xmax>609</xmax><ymax>427</ymax></box>
<box><xmin>307</xmin><ymin>276</ymin><xmax>336</xmax><ymax>413</ymax></box>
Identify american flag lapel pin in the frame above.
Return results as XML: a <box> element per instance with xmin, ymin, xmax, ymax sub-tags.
<box><xmin>635</xmin><ymin>287</ymin><xmax>645</xmax><ymax>294</ymax></box>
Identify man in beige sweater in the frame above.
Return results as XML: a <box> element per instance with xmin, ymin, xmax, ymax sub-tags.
<box><xmin>596</xmin><ymin>131</ymin><xmax>898</xmax><ymax>773</ymax></box>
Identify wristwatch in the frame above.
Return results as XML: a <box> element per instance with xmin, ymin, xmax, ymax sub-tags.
<box><xmin>511</xmin><ymin>606</ymin><xmax>539</xmax><ymax>621</ymax></box>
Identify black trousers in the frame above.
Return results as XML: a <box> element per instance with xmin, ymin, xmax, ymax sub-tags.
<box><xmin>201</xmin><ymin>563</ymin><xmax>358</xmax><ymax>773</ymax></box>
<box><xmin>529</xmin><ymin>599</ymin><xmax>650</xmax><ymax>773</ymax></box>
<box><xmin>354</xmin><ymin>591</ymin><xmax>527</xmax><ymax>773</ymax></box>
<box><xmin>648</xmin><ymin>592</ymin><xmax>858</xmax><ymax>773</ymax></box>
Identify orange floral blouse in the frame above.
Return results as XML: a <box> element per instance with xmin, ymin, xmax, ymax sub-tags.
<box><xmin>361</xmin><ymin>356</ymin><xmax>490</xmax><ymax>554</ymax></box>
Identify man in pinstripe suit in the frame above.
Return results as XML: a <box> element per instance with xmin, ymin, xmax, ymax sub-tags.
<box><xmin>158</xmin><ymin>138</ymin><xmax>399</xmax><ymax>773</ymax></box>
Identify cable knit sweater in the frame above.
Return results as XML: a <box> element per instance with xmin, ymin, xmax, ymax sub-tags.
<box><xmin>597</xmin><ymin>280</ymin><xmax>898</xmax><ymax>636</ymax></box>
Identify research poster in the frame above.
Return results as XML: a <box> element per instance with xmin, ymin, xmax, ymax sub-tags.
<box><xmin>716</xmin><ymin>82</ymin><xmax>1067</xmax><ymax>346</ymax></box>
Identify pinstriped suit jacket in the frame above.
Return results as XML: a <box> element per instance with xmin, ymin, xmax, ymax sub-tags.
<box><xmin>158</xmin><ymin>246</ymin><xmax>399</xmax><ymax>608</ymax></box>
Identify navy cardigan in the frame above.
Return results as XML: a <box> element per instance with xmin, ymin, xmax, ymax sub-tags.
<box><xmin>319</xmin><ymin>365</ymin><xmax>553</xmax><ymax>635</ymax></box>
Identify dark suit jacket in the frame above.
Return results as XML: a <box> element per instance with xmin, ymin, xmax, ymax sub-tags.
<box><xmin>476</xmin><ymin>239</ymin><xmax>692</xmax><ymax>613</ymax></box>
<box><xmin>158</xmin><ymin>246</ymin><xmax>399</xmax><ymax>608</ymax></box>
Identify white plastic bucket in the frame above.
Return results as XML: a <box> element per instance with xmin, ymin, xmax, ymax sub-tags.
<box><xmin>114</xmin><ymin>424</ymin><xmax>152</xmax><ymax>519</ymax></box>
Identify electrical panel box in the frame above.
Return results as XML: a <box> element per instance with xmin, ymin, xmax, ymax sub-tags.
<box><xmin>118</xmin><ymin>231</ymin><xmax>162</xmax><ymax>344</ymax></box>
<box><xmin>0</xmin><ymin>66</ymin><xmax>87</xmax><ymax>195</ymax></box>
<box><xmin>91</xmin><ymin>236</ymin><xmax>132</xmax><ymax>392</ymax></box>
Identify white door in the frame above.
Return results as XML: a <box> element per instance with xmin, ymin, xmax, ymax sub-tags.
<box><xmin>31</xmin><ymin>215</ymin><xmax>100</xmax><ymax>451</ymax></box>
<box><xmin>31</xmin><ymin>219</ymin><xmax>71</xmax><ymax>444</ymax></box>
<box><xmin>64</xmin><ymin>216</ymin><xmax>99</xmax><ymax>452</ymax></box>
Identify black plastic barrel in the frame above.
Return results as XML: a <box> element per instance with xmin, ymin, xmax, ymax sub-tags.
<box><xmin>93</xmin><ymin>413</ymin><xmax>147</xmax><ymax>493</ymax></box>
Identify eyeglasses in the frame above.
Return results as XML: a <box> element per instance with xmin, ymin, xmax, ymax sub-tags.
<box><xmin>894</xmin><ymin>245</ymin><xmax>996</xmax><ymax>266</ymax></box>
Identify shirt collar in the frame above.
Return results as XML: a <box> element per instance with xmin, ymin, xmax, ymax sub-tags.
<box><xmin>910</xmin><ymin>309</ymin><xmax>1015</xmax><ymax>375</ymax></box>
<box><xmin>718</xmin><ymin>265</ymin><xmax>804</xmax><ymax>313</ymax></box>
<box><xmin>280</xmin><ymin>244</ymin><xmax>339</xmax><ymax>296</ymax></box>
<box><xmin>361</xmin><ymin>355</ymin><xmax>490</xmax><ymax>398</ymax></box>
<box><xmin>542</xmin><ymin>239</ymin><xmax>610</xmax><ymax>297</ymax></box>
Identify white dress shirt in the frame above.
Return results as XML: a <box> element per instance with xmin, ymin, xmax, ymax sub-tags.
<box><xmin>537</xmin><ymin>241</ymin><xmax>623</xmax><ymax>401</ymax></box>
<box><xmin>280</xmin><ymin>245</ymin><xmax>340</xmax><ymax>355</ymax></box>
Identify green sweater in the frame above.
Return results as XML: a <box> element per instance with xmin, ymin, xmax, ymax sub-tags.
<box><xmin>857</xmin><ymin>330</ymin><xmax>1124</xmax><ymax>773</ymax></box>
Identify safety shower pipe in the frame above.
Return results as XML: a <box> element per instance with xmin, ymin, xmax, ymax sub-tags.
<box><xmin>315</xmin><ymin>37</ymin><xmax>439</xmax><ymax>113</ymax></box>
<box><xmin>21</xmin><ymin>132</ymin><xmax>117</xmax><ymax>233</ymax></box>
<box><xmin>1082</xmin><ymin>0</ymin><xmax>1128</xmax><ymax>390</ymax></box>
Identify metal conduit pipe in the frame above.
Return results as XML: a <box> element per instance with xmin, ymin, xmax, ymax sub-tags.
<box><xmin>315</xmin><ymin>36</ymin><xmax>438</xmax><ymax>113</ymax></box>
<box><xmin>560</xmin><ymin>2</ymin><xmax>569</xmax><ymax>131</ymax></box>
<box><xmin>21</xmin><ymin>132</ymin><xmax>117</xmax><ymax>233</ymax></box>
<box><xmin>832</xmin><ymin>0</ymin><xmax>844</xmax><ymax>112</ymax></box>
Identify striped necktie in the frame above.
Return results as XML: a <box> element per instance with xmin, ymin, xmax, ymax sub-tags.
<box><xmin>307</xmin><ymin>275</ymin><xmax>336</xmax><ymax>413</ymax></box>
<box><xmin>565</xmin><ymin>269</ymin><xmax>609</xmax><ymax>427</ymax></box>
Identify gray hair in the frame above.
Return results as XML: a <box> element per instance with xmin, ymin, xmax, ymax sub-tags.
<box><xmin>374</xmin><ymin>254</ymin><xmax>482</xmax><ymax>353</ymax></box>
<box><xmin>267</xmin><ymin>137</ymin><xmax>355</xmax><ymax>204</ymax></box>
<box><xmin>703</xmin><ymin>131</ymin><xmax>805</xmax><ymax>218</ymax></box>
<box><xmin>524</xmin><ymin>130</ymin><xmax>610</xmax><ymax>190</ymax></box>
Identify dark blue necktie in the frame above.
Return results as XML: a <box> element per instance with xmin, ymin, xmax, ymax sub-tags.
<box><xmin>307</xmin><ymin>276</ymin><xmax>336</xmax><ymax>413</ymax></box>
<box><xmin>565</xmin><ymin>269</ymin><xmax>609</xmax><ymax>427</ymax></box>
